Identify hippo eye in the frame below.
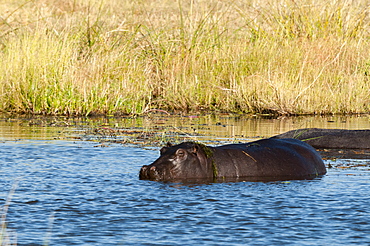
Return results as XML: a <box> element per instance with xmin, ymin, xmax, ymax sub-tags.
<box><xmin>176</xmin><ymin>149</ymin><xmax>186</xmax><ymax>159</ymax></box>
<box><xmin>177</xmin><ymin>149</ymin><xmax>185</xmax><ymax>157</ymax></box>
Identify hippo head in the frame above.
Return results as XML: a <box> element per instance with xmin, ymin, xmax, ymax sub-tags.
<box><xmin>139</xmin><ymin>142</ymin><xmax>212</xmax><ymax>181</ymax></box>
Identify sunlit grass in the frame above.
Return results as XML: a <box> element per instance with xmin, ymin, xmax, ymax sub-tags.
<box><xmin>0</xmin><ymin>0</ymin><xmax>369</xmax><ymax>115</ymax></box>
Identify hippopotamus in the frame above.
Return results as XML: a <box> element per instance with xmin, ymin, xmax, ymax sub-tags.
<box><xmin>139</xmin><ymin>138</ymin><xmax>326</xmax><ymax>182</ymax></box>
<box><xmin>272</xmin><ymin>128</ymin><xmax>370</xmax><ymax>149</ymax></box>
<box><xmin>272</xmin><ymin>128</ymin><xmax>370</xmax><ymax>159</ymax></box>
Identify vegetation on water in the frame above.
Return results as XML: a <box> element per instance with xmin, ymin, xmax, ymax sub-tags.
<box><xmin>0</xmin><ymin>0</ymin><xmax>369</xmax><ymax>116</ymax></box>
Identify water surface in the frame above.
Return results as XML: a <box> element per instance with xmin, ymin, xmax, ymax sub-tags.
<box><xmin>0</xmin><ymin>115</ymin><xmax>369</xmax><ymax>245</ymax></box>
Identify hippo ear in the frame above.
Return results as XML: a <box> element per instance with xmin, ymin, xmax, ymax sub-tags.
<box><xmin>166</xmin><ymin>142</ymin><xmax>173</xmax><ymax>147</ymax></box>
<box><xmin>191</xmin><ymin>145</ymin><xmax>199</xmax><ymax>154</ymax></box>
<box><xmin>160</xmin><ymin>147</ymin><xmax>168</xmax><ymax>155</ymax></box>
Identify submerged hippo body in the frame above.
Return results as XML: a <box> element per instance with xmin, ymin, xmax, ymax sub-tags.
<box><xmin>273</xmin><ymin>128</ymin><xmax>370</xmax><ymax>149</ymax></box>
<box><xmin>272</xmin><ymin>128</ymin><xmax>370</xmax><ymax>159</ymax></box>
<box><xmin>272</xmin><ymin>128</ymin><xmax>370</xmax><ymax>149</ymax></box>
<box><xmin>139</xmin><ymin>138</ymin><xmax>326</xmax><ymax>182</ymax></box>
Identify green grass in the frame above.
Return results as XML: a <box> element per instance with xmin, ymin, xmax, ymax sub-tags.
<box><xmin>0</xmin><ymin>0</ymin><xmax>369</xmax><ymax>116</ymax></box>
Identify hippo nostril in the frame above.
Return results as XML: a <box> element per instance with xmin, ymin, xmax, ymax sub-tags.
<box><xmin>149</xmin><ymin>166</ymin><xmax>161</xmax><ymax>180</ymax></box>
<box><xmin>140</xmin><ymin>166</ymin><xmax>147</xmax><ymax>174</ymax></box>
<box><xmin>139</xmin><ymin>165</ymin><xmax>150</xmax><ymax>179</ymax></box>
<box><xmin>140</xmin><ymin>165</ymin><xmax>161</xmax><ymax>180</ymax></box>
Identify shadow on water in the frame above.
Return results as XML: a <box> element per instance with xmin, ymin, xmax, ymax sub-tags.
<box><xmin>154</xmin><ymin>175</ymin><xmax>327</xmax><ymax>187</ymax></box>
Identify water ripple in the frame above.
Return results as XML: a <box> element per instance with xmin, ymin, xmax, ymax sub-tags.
<box><xmin>0</xmin><ymin>140</ymin><xmax>369</xmax><ymax>245</ymax></box>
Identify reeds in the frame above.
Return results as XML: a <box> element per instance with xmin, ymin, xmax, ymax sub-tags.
<box><xmin>1</xmin><ymin>181</ymin><xmax>18</xmax><ymax>246</ymax></box>
<box><xmin>0</xmin><ymin>0</ymin><xmax>369</xmax><ymax>115</ymax></box>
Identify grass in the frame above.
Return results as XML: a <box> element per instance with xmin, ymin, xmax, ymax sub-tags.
<box><xmin>0</xmin><ymin>0</ymin><xmax>369</xmax><ymax>116</ymax></box>
<box><xmin>0</xmin><ymin>180</ymin><xmax>53</xmax><ymax>246</ymax></box>
<box><xmin>1</xmin><ymin>182</ymin><xmax>18</xmax><ymax>246</ymax></box>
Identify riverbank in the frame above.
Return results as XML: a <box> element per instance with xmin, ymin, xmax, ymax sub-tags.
<box><xmin>1</xmin><ymin>0</ymin><xmax>369</xmax><ymax>116</ymax></box>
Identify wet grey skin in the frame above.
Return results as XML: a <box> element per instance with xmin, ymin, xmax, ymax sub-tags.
<box><xmin>140</xmin><ymin>138</ymin><xmax>326</xmax><ymax>182</ymax></box>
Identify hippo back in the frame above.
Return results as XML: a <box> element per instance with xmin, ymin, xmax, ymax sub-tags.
<box><xmin>272</xmin><ymin>128</ymin><xmax>370</xmax><ymax>149</ymax></box>
<box><xmin>211</xmin><ymin>138</ymin><xmax>326</xmax><ymax>180</ymax></box>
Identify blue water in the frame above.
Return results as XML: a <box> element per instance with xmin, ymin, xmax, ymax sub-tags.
<box><xmin>0</xmin><ymin>140</ymin><xmax>369</xmax><ymax>245</ymax></box>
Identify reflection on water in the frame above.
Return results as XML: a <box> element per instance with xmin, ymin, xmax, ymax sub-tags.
<box><xmin>1</xmin><ymin>114</ymin><xmax>369</xmax><ymax>144</ymax></box>
<box><xmin>0</xmin><ymin>114</ymin><xmax>369</xmax><ymax>245</ymax></box>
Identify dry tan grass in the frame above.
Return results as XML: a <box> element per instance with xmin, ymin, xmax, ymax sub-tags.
<box><xmin>0</xmin><ymin>0</ymin><xmax>369</xmax><ymax>115</ymax></box>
